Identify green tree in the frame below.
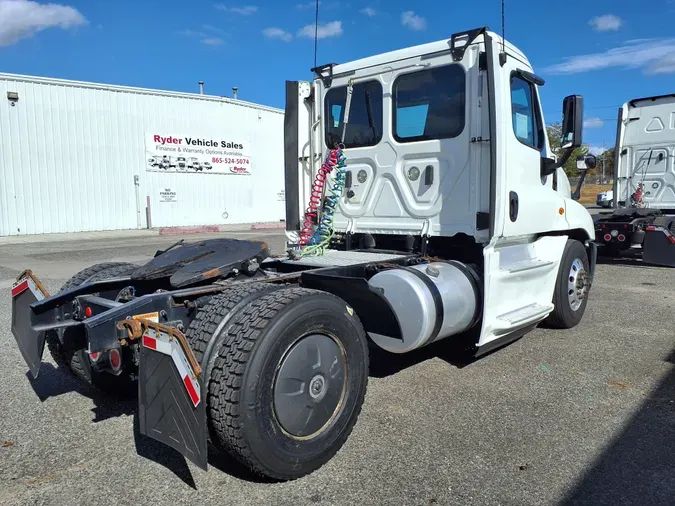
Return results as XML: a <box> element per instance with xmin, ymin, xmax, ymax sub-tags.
<box><xmin>546</xmin><ymin>122</ymin><xmax>589</xmax><ymax>176</ymax></box>
<box><xmin>599</xmin><ymin>147</ymin><xmax>615</xmax><ymax>180</ymax></box>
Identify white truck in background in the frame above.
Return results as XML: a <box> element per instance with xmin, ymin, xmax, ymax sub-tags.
<box><xmin>10</xmin><ymin>27</ymin><xmax>598</xmax><ymax>482</ymax></box>
<box><xmin>594</xmin><ymin>94</ymin><xmax>675</xmax><ymax>266</ymax></box>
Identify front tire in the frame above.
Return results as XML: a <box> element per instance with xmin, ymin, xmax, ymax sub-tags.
<box><xmin>206</xmin><ymin>287</ymin><xmax>369</xmax><ymax>481</ymax></box>
<box><xmin>544</xmin><ymin>239</ymin><xmax>590</xmax><ymax>329</ymax></box>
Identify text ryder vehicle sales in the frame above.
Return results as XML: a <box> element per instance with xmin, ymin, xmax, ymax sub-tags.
<box><xmin>153</xmin><ymin>135</ymin><xmax>244</xmax><ymax>155</ymax></box>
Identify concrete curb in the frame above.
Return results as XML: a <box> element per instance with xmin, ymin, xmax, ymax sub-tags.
<box><xmin>159</xmin><ymin>222</ymin><xmax>286</xmax><ymax>235</ymax></box>
<box><xmin>159</xmin><ymin>226</ymin><xmax>220</xmax><ymax>235</ymax></box>
<box><xmin>250</xmin><ymin>222</ymin><xmax>286</xmax><ymax>230</ymax></box>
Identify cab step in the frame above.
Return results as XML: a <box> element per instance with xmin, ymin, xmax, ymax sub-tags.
<box><xmin>497</xmin><ymin>303</ymin><xmax>552</xmax><ymax>325</ymax></box>
<box><xmin>500</xmin><ymin>258</ymin><xmax>554</xmax><ymax>273</ymax></box>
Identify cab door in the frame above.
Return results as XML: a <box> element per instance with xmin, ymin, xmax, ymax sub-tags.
<box><xmin>494</xmin><ymin>55</ymin><xmax>568</xmax><ymax>238</ymax></box>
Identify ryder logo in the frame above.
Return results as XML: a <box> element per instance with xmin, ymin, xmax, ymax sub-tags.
<box><xmin>230</xmin><ymin>166</ymin><xmax>250</xmax><ymax>175</ymax></box>
<box><xmin>153</xmin><ymin>135</ymin><xmax>182</xmax><ymax>145</ymax></box>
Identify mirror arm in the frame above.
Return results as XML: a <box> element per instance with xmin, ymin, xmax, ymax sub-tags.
<box><xmin>541</xmin><ymin>146</ymin><xmax>574</xmax><ymax>177</ymax></box>
<box><xmin>556</xmin><ymin>147</ymin><xmax>574</xmax><ymax>169</ymax></box>
<box><xmin>571</xmin><ymin>169</ymin><xmax>589</xmax><ymax>201</ymax></box>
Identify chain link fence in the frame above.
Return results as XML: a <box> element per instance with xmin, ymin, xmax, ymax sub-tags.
<box><xmin>568</xmin><ymin>174</ymin><xmax>613</xmax><ymax>187</ymax></box>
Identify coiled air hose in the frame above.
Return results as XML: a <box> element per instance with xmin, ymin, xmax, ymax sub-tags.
<box><xmin>298</xmin><ymin>146</ymin><xmax>347</xmax><ymax>257</ymax></box>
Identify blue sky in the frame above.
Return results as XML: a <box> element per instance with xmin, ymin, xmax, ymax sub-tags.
<box><xmin>1</xmin><ymin>0</ymin><xmax>675</xmax><ymax>153</ymax></box>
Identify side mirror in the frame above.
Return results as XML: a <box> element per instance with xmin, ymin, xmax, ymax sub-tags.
<box><xmin>561</xmin><ymin>95</ymin><xmax>584</xmax><ymax>149</ymax></box>
<box><xmin>576</xmin><ymin>154</ymin><xmax>597</xmax><ymax>171</ymax></box>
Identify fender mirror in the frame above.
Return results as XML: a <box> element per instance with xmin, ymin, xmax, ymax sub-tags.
<box><xmin>576</xmin><ymin>154</ymin><xmax>597</xmax><ymax>171</ymax></box>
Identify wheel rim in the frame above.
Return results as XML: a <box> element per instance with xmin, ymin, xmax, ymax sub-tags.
<box><xmin>273</xmin><ymin>333</ymin><xmax>347</xmax><ymax>440</ymax></box>
<box><xmin>568</xmin><ymin>258</ymin><xmax>589</xmax><ymax>311</ymax></box>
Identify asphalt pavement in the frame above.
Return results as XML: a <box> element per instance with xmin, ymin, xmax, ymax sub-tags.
<box><xmin>0</xmin><ymin>230</ymin><xmax>673</xmax><ymax>506</ymax></box>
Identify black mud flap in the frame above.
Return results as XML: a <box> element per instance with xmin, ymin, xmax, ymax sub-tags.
<box><xmin>10</xmin><ymin>271</ymin><xmax>50</xmax><ymax>378</ymax></box>
<box><xmin>642</xmin><ymin>226</ymin><xmax>675</xmax><ymax>267</ymax></box>
<box><xmin>135</xmin><ymin>321</ymin><xmax>208</xmax><ymax>471</ymax></box>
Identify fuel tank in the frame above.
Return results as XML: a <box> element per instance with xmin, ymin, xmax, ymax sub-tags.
<box><xmin>367</xmin><ymin>261</ymin><xmax>481</xmax><ymax>353</ymax></box>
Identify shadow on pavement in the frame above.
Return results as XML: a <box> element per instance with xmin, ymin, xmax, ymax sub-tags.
<box><xmin>367</xmin><ymin>331</ymin><xmax>481</xmax><ymax>379</ymax></box>
<box><xmin>559</xmin><ymin>347</ymin><xmax>675</xmax><ymax>506</ymax></box>
<box><xmin>26</xmin><ymin>363</ymin><xmax>89</xmax><ymax>401</ymax></box>
<box><xmin>130</xmin><ymin>414</ymin><xmax>275</xmax><ymax>488</ymax></box>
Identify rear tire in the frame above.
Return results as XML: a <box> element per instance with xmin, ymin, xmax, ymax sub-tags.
<box><xmin>544</xmin><ymin>239</ymin><xmax>590</xmax><ymax>329</ymax></box>
<box><xmin>45</xmin><ymin>262</ymin><xmax>138</xmax><ymax>396</ymax></box>
<box><xmin>206</xmin><ymin>288</ymin><xmax>369</xmax><ymax>481</ymax></box>
<box><xmin>185</xmin><ymin>282</ymin><xmax>284</xmax><ymax>367</ymax></box>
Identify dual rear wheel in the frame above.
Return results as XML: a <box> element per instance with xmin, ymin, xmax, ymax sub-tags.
<box><xmin>186</xmin><ymin>284</ymin><xmax>370</xmax><ymax>481</ymax></box>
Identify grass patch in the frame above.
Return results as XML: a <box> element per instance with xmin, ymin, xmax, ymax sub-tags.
<box><xmin>579</xmin><ymin>184</ymin><xmax>612</xmax><ymax>205</ymax></box>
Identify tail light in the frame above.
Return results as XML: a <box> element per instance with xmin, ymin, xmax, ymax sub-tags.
<box><xmin>618</xmin><ymin>234</ymin><xmax>626</xmax><ymax>242</ymax></box>
<box><xmin>603</xmin><ymin>234</ymin><xmax>612</xmax><ymax>242</ymax></box>
<box><xmin>109</xmin><ymin>349</ymin><xmax>122</xmax><ymax>372</ymax></box>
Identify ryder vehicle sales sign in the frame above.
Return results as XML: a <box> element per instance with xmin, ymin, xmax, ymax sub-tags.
<box><xmin>145</xmin><ymin>132</ymin><xmax>251</xmax><ymax>175</ymax></box>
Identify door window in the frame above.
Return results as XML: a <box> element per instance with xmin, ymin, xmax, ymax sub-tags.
<box><xmin>510</xmin><ymin>75</ymin><xmax>543</xmax><ymax>151</ymax></box>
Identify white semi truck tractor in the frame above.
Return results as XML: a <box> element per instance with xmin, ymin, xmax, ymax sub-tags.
<box><xmin>593</xmin><ymin>94</ymin><xmax>675</xmax><ymax>266</ymax></box>
<box><xmin>10</xmin><ymin>27</ymin><xmax>597</xmax><ymax>482</ymax></box>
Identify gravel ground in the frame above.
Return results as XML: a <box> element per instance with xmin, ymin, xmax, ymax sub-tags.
<box><xmin>0</xmin><ymin>232</ymin><xmax>673</xmax><ymax>506</ymax></box>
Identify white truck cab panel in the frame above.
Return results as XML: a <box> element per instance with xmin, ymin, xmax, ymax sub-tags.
<box><xmin>614</xmin><ymin>95</ymin><xmax>675</xmax><ymax>209</ymax></box>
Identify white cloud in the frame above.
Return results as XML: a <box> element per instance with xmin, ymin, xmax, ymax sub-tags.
<box><xmin>648</xmin><ymin>52</ymin><xmax>675</xmax><ymax>74</ymax></box>
<box><xmin>401</xmin><ymin>11</ymin><xmax>426</xmax><ymax>31</ymax></box>
<box><xmin>584</xmin><ymin>117</ymin><xmax>605</xmax><ymax>129</ymax></box>
<box><xmin>588</xmin><ymin>145</ymin><xmax>605</xmax><ymax>156</ymax></box>
<box><xmin>180</xmin><ymin>28</ymin><xmax>224</xmax><ymax>46</ymax></box>
<box><xmin>180</xmin><ymin>29</ymin><xmax>207</xmax><ymax>38</ymax></box>
<box><xmin>263</xmin><ymin>27</ymin><xmax>292</xmax><ymax>42</ymax></box>
<box><xmin>298</xmin><ymin>20</ymin><xmax>342</xmax><ymax>39</ymax></box>
<box><xmin>360</xmin><ymin>7</ymin><xmax>375</xmax><ymax>17</ymax></box>
<box><xmin>544</xmin><ymin>38</ymin><xmax>675</xmax><ymax>75</ymax></box>
<box><xmin>202</xmin><ymin>37</ymin><xmax>223</xmax><ymax>46</ymax></box>
<box><xmin>215</xmin><ymin>4</ymin><xmax>258</xmax><ymax>15</ymax></box>
<box><xmin>0</xmin><ymin>0</ymin><xmax>87</xmax><ymax>46</ymax></box>
<box><xmin>203</xmin><ymin>24</ymin><xmax>225</xmax><ymax>35</ymax></box>
<box><xmin>589</xmin><ymin>14</ymin><xmax>622</xmax><ymax>32</ymax></box>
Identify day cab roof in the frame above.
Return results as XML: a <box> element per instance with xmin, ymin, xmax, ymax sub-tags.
<box><xmin>318</xmin><ymin>28</ymin><xmax>531</xmax><ymax>79</ymax></box>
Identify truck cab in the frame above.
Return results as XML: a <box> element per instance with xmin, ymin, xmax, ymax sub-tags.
<box><xmin>594</xmin><ymin>94</ymin><xmax>675</xmax><ymax>265</ymax></box>
<box><xmin>284</xmin><ymin>27</ymin><xmax>596</xmax><ymax>348</ymax></box>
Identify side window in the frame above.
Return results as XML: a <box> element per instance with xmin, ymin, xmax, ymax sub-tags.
<box><xmin>324</xmin><ymin>80</ymin><xmax>383</xmax><ymax>149</ymax></box>
<box><xmin>510</xmin><ymin>75</ymin><xmax>543</xmax><ymax>150</ymax></box>
<box><xmin>393</xmin><ymin>64</ymin><xmax>466</xmax><ymax>142</ymax></box>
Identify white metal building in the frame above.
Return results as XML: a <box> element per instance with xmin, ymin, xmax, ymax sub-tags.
<box><xmin>0</xmin><ymin>73</ymin><xmax>286</xmax><ymax>236</ymax></box>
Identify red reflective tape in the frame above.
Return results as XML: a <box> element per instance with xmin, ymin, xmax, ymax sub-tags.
<box><xmin>183</xmin><ymin>375</ymin><xmax>200</xmax><ymax>407</ymax></box>
<box><xmin>11</xmin><ymin>279</ymin><xmax>28</xmax><ymax>297</ymax></box>
<box><xmin>668</xmin><ymin>235</ymin><xmax>675</xmax><ymax>244</ymax></box>
<box><xmin>646</xmin><ymin>226</ymin><xmax>656</xmax><ymax>231</ymax></box>
<box><xmin>142</xmin><ymin>335</ymin><xmax>157</xmax><ymax>350</ymax></box>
